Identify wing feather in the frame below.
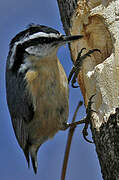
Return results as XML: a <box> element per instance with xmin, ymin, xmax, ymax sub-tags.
<box><xmin>6</xmin><ymin>57</ymin><xmax>34</xmax><ymax>164</ymax></box>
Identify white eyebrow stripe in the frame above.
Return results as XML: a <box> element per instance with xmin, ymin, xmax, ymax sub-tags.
<box><xmin>15</xmin><ymin>32</ymin><xmax>61</xmax><ymax>46</ymax></box>
<box><xmin>9</xmin><ymin>31</ymin><xmax>62</xmax><ymax>68</ymax></box>
<box><xmin>29</xmin><ymin>32</ymin><xmax>61</xmax><ymax>39</ymax></box>
<box><xmin>9</xmin><ymin>44</ymin><xmax>17</xmax><ymax>69</ymax></box>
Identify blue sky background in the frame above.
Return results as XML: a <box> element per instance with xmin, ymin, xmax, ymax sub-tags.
<box><xmin>0</xmin><ymin>0</ymin><xmax>102</xmax><ymax>179</ymax></box>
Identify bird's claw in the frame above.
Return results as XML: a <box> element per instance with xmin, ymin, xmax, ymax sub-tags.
<box><xmin>71</xmin><ymin>83</ymin><xmax>79</xmax><ymax>88</ymax></box>
<box><xmin>82</xmin><ymin>130</ymin><xmax>94</xmax><ymax>143</ymax></box>
<box><xmin>82</xmin><ymin>94</ymin><xmax>96</xmax><ymax>143</ymax></box>
<box><xmin>68</xmin><ymin>48</ymin><xmax>101</xmax><ymax>88</ymax></box>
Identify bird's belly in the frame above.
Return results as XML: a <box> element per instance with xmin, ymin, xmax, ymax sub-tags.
<box><xmin>27</xmin><ymin>64</ymin><xmax>69</xmax><ymax>143</ymax></box>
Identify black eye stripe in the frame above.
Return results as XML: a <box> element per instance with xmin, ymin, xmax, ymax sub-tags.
<box><xmin>21</xmin><ymin>37</ymin><xmax>58</xmax><ymax>49</ymax></box>
<box><xmin>8</xmin><ymin>24</ymin><xmax>64</xmax><ymax>74</ymax></box>
<box><xmin>10</xmin><ymin>25</ymin><xmax>60</xmax><ymax>47</ymax></box>
<box><xmin>9</xmin><ymin>36</ymin><xmax>59</xmax><ymax>73</ymax></box>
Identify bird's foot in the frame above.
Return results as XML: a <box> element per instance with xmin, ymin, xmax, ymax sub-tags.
<box><xmin>68</xmin><ymin>48</ymin><xmax>101</xmax><ymax>88</ymax></box>
<box><xmin>82</xmin><ymin>94</ymin><xmax>97</xmax><ymax>143</ymax></box>
<box><xmin>61</xmin><ymin>119</ymin><xmax>85</xmax><ymax>131</ymax></box>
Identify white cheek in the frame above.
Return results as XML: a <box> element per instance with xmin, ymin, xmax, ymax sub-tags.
<box><xmin>25</xmin><ymin>45</ymin><xmax>44</xmax><ymax>56</ymax></box>
<box><xmin>25</xmin><ymin>45</ymin><xmax>57</xmax><ymax>57</ymax></box>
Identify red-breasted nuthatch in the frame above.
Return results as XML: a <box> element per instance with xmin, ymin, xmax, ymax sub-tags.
<box><xmin>6</xmin><ymin>24</ymin><xmax>83</xmax><ymax>173</ymax></box>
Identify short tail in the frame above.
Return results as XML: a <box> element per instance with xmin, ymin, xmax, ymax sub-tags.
<box><xmin>23</xmin><ymin>144</ymin><xmax>30</xmax><ymax>168</ymax></box>
<box><xmin>30</xmin><ymin>146</ymin><xmax>38</xmax><ymax>174</ymax></box>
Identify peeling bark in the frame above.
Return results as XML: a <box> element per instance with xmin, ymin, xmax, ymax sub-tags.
<box><xmin>92</xmin><ymin>108</ymin><xmax>119</xmax><ymax>180</ymax></box>
<box><xmin>57</xmin><ymin>0</ymin><xmax>119</xmax><ymax>179</ymax></box>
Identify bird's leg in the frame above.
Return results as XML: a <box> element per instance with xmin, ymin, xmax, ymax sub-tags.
<box><xmin>71</xmin><ymin>66</ymin><xmax>80</xmax><ymax>88</ymax></box>
<box><xmin>75</xmin><ymin>49</ymin><xmax>101</xmax><ymax>67</ymax></box>
<box><xmin>68</xmin><ymin>48</ymin><xmax>86</xmax><ymax>85</ymax></box>
<box><xmin>61</xmin><ymin>101</ymin><xmax>85</xmax><ymax>130</ymax></box>
<box><xmin>63</xmin><ymin>95</ymin><xmax>96</xmax><ymax>142</ymax></box>
<box><xmin>76</xmin><ymin>48</ymin><xmax>86</xmax><ymax>62</ymax></box>
<box><xmin>63</xmin><ymin>119</ymin><xmax>86</xmax><ymax>130</ymax></box>
<box><xmin>82</xmin><ymin>94</ymin><xmax>97</xmax><ymax>143</ymax></box>
<box><xmin>68</xmin><ymin>48</ymin><xmax>101</xmax><ymax>88</ymax></box>
<box><xmin>61</xmin><ymin>95</ymin><xmax>97</xmax><ymax>144</ymax></box>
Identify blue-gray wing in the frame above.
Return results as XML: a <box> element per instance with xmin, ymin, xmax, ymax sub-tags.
<box><xmin>6</xmin><ymin>55</ymin><xmax>34</xmax><ymax>164</ymax></box>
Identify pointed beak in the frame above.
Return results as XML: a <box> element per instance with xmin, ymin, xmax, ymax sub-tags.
<box><xmin>55</xmin><ymin>34</ymin><xmax>83</xmax><ymax>47</ymax></box>
<box><xmin>61</xmin><ymin>35</ymin><xmax>83</xmax><ymax>43</ymax></box>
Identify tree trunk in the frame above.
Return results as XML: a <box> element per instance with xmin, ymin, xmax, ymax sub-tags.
<box><xmin>57</xmin><ymin>0</ymin><xmax>119</xmax><ymax>179</ymax></box>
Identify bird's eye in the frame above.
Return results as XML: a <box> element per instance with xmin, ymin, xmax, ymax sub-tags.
<box><xmin>39</xmin><ymin>37</ymin><xmax>56</xmax><ymax>44</ymax></box>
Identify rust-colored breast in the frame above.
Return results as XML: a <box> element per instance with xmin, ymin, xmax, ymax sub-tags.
<box><xmin>25</xmin><ymin>56</ymin><xmax>69</xmax><ymax>143</ymax></box>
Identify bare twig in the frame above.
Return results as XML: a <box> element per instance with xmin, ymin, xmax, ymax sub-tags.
<box><xmin>61</xmin><ymin>101</ymin><xmax>85</xmax><ymax>180</ymax></box>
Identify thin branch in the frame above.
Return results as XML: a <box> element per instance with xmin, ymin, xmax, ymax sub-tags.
<box><xmin>61</xmin><ymin>101</ymin><xmax>85</xmax><ymax>180</ymax></box>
